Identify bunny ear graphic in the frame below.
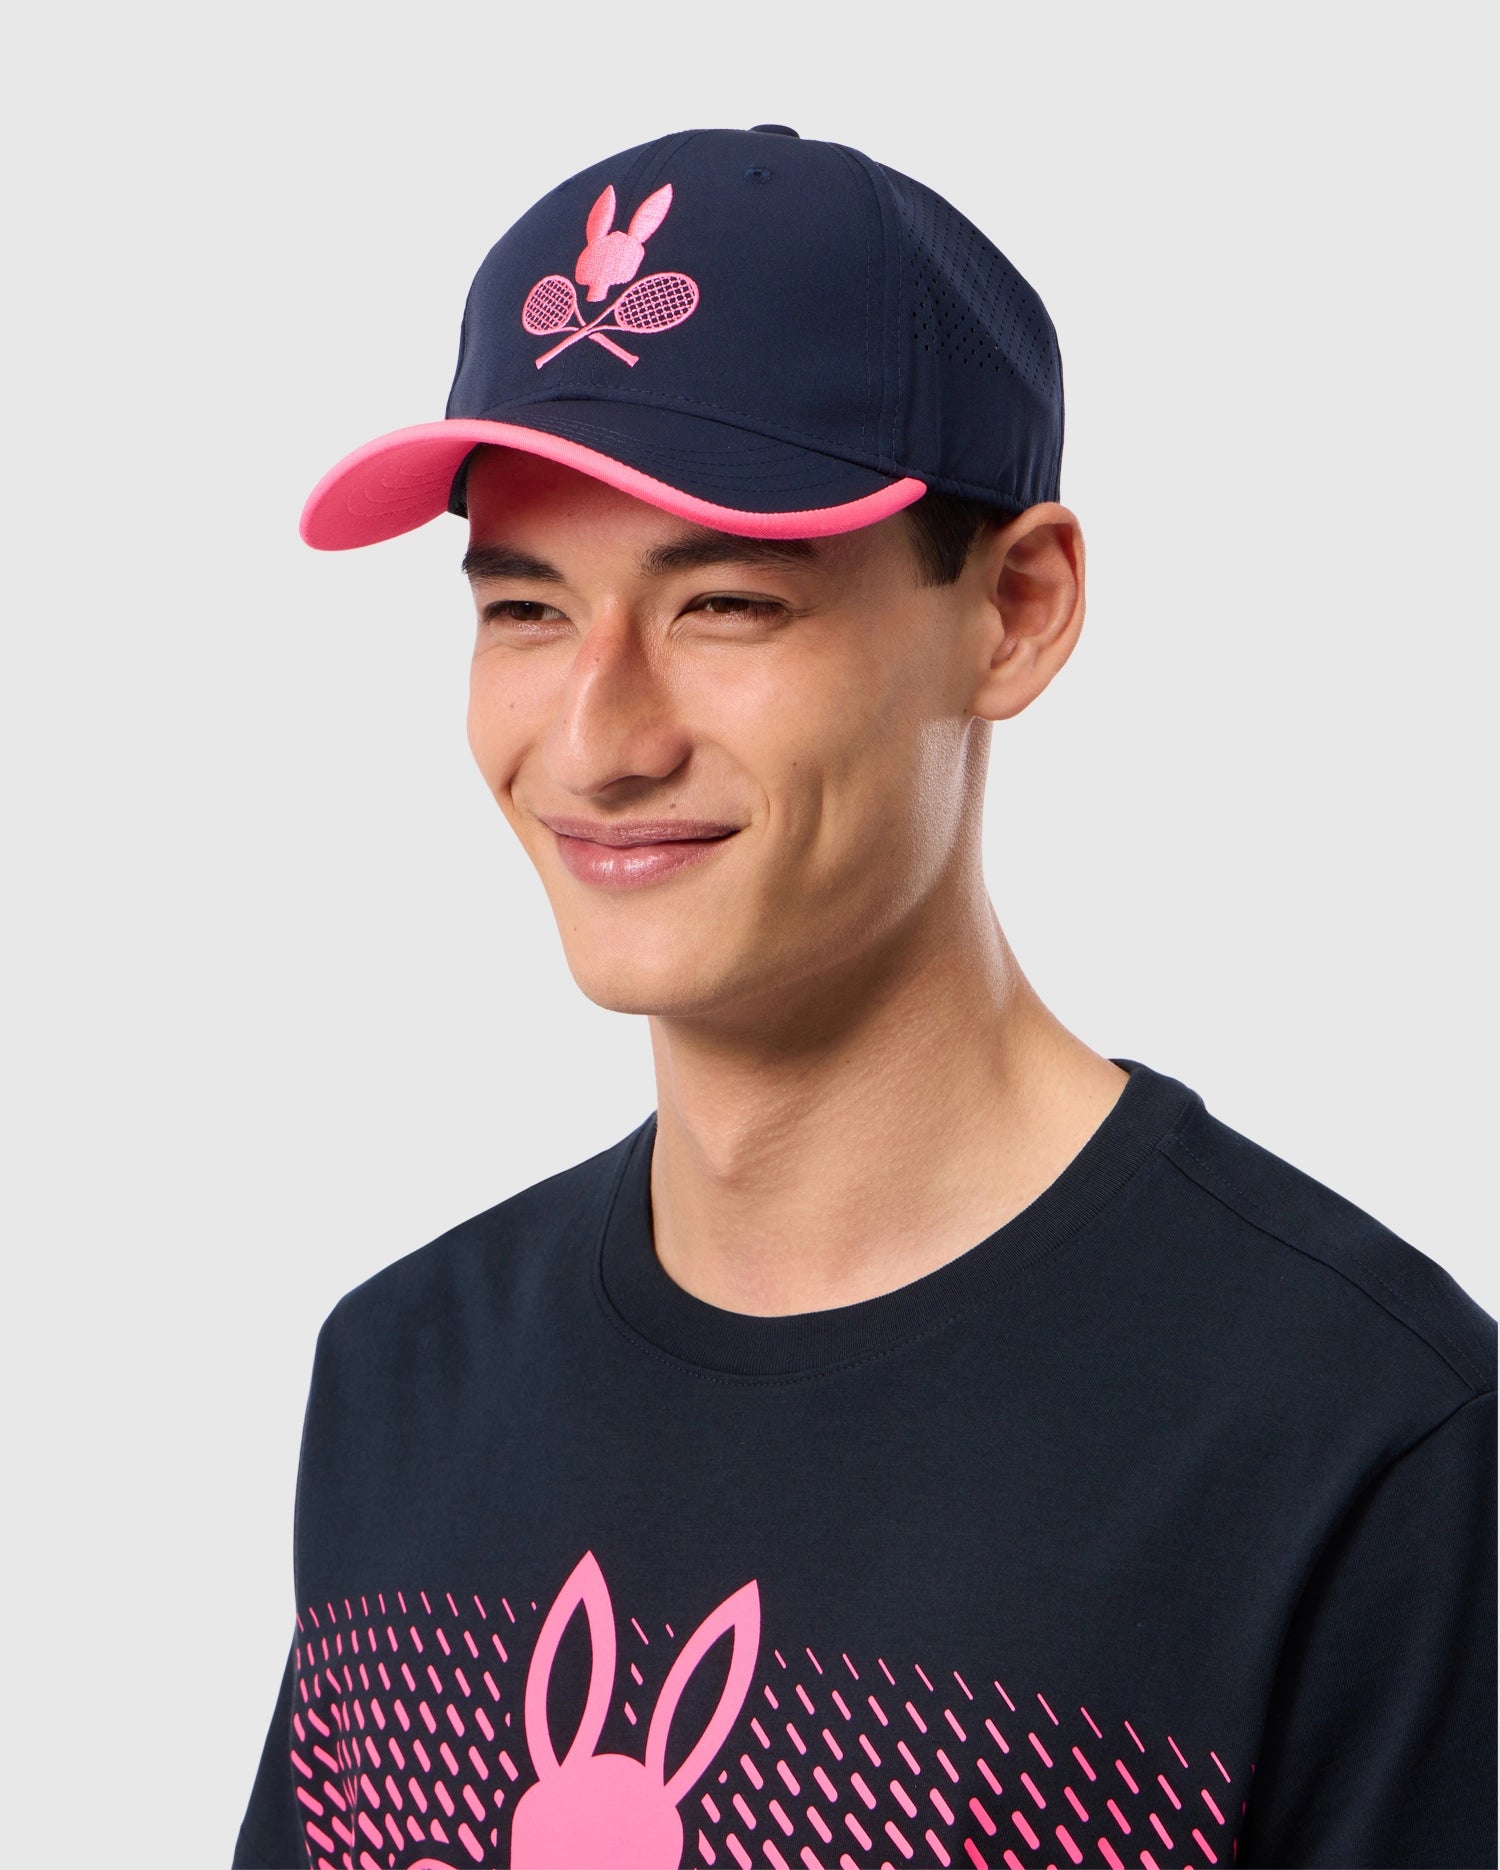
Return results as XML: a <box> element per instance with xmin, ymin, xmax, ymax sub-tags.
<box><xmin>645</xmin><ymin>1578</ymin><xmax>761</xmax><ymax>1807</ymax></box>
<box><xmin>585</xmin><ymin>185</ymin><xmax>617</xmax><ymax>244</ymax></box>
<box><xmin>523</xmin><ymin>1551</ymin><xmax>617</xmax><ymax>1778</ymax></box>
<box><xmin>627</xmin><ymin>183</ymin><xmax>673</xmax><ymax>242</ymax></box>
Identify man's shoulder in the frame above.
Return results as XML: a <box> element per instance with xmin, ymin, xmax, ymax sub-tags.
<box><xmin>313</xmin><ymin>1119</ymin><xmax>644</xmax><ymax>1352</ymax></box>
<box><xmin>1156</xmin><ymin>1087</ymin><xmax>1495</xmax><ymax>1400</ymax></box>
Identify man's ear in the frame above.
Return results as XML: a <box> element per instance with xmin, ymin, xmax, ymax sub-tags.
<box><xmin>967</xmin><ymin>503</ymin><xmax>1087</xmax><ymax>723</ymax></box>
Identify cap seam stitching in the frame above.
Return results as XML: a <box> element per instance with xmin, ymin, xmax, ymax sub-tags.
<box><xmin>842</xmin><ymin>149</ymin><xmax>905</xmax><ymax>465</ymax></box>
<box><xmin>466</xmin><ymin>402</ymin><xmax>1028</xmax><ymax>507</ymax></box>
<box><xmin>480</xmin><ymin>387</ymin><xmax>912</xmax><ymax>473</ymax></box>
<box><xmin>826</xmin><ymin>145</ymin><xmax>878</xmax><ymax>460</ymax></box>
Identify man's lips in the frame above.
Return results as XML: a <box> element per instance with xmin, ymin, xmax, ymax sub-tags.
<box><xmin>539</xmin><ymin>814</ymin><xmax>742</xmax><ymax>847</ymax></box>
<box><xmin>546</xmin><ymin>820</ymin><xmax>741</xmax><ymax>889</ymax></box>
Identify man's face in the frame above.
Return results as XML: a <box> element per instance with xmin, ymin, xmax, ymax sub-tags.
<box><xmin>464</xmin><ymin>446</ymin><xmax>999</xmax><ymax>1021</ymax></box>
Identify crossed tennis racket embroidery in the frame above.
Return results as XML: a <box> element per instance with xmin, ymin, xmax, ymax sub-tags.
<box><xmin>522</xmin><ymin>180</ymin><xmax>700</xmax><ymax>369</ymax></box>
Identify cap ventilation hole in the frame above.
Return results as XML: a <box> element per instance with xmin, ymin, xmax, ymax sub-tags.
<box><xmin>883</xmin><ymin>171</ymin><xmax>1060</xmax><ymax>396</ymax></box>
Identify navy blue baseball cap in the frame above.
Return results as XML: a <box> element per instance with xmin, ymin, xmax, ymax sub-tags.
<box><xmin>301</xmin><ymin>124</ymin><xmax>1064</xmax><ymax>549</ymax></box>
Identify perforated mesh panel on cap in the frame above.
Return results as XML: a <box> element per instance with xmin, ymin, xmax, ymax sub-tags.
<box><xmin>881</xmin><ymin>167</ymin><xmax>1061</xmax><ymax>399</ymax></box>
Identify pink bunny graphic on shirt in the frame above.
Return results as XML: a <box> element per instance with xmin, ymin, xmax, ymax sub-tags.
<box><xmin>498</xmin><ymin>1548</ymin><xmax>762</xmax><ymax>1869</ymax></box>
<box><xmin>575</xmin><ymin>182</ymin><xmax>674</xmax><ymax>300</ymax></box>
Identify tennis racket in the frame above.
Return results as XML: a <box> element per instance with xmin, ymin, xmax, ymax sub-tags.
<box><xmin>532</xmin><ymin>271</ymin><xmax>699</xmax><ymax>368</ymax></box>
<box><xmin>522</xmin><ymin>274</ymin><xmax>640</xmax><ymax>366</ymax></box>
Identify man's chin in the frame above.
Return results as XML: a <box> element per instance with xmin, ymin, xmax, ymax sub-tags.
<box><xmin>561</xmin><ymin>946</ymin><xmax>755</xmax><ymax>1021</ymax></box>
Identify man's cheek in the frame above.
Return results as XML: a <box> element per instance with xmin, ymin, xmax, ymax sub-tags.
<box><xmin>466</xmin><ymin>692</ymin><xmax>513</xmax><ymax>775</ymax></box>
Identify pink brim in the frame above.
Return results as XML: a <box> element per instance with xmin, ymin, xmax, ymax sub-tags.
<box><xmin>300</xmin><ymin>419</ymin><xmax>927</xmax><ymax>549</ymax></box>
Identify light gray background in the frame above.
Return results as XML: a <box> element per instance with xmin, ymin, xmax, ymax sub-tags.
<box><xmin>4</xmin><ymin>3</ymin><xmax>1495</xmax><ymax>1861</ymax></box>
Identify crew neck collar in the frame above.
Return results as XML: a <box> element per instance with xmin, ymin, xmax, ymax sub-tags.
<box><xmin>593</xmin><ymin>1058</ymin><xmax>1201</xmax><ymax>1380</ymax></box>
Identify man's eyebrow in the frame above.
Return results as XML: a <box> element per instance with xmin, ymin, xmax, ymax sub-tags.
<box><xmin>461</xmin><ymin>530</ymin><xmax>822</xmax><ymax>584</ymax></box>
<box><xmin>636</xmin><ymin>529</ymin><xmax>823</xmax><ymax>576</ymax></box>
<box><xmin>462</xmin><ymin>544</ymin><xmax>564</xmax><ymax>583</ymax></box>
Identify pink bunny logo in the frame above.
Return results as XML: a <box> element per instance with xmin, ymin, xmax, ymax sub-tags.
<box><xmin>508</xmin><ymin>1549</ymin><xmax>761</xmax><ymax>1870</ymax></box>
<box><xmin>521</xmin><ymin>181</ymin><xmax>700</xmax><ymax>369</ymax></box>
<box><xmin>576</xmin><ymin>181</ymin><xmax>672</xmax><ymax>300</ymax></box>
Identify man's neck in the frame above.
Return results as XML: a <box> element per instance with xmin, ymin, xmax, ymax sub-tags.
<box><xmin>644</xmin><ymin>899</ymin><xmax>1129</xmax><ymax>1318</ymax></box>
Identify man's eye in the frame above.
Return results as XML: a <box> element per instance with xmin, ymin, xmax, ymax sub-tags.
<box><xmin>482</xmin><ymin>600</ymin><xmax>564</xmax><ymax>624</ymax></box>
<box><xmin>692</xmin><ymin>595</ymin><xmax>786</xmax><ymax>620</ymax></box>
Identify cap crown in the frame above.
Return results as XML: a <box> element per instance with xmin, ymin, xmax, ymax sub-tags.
<box><xmin>446</xmin><ymin>127</ymin><xmax>1063</xmax><ymax>513</ymax></box>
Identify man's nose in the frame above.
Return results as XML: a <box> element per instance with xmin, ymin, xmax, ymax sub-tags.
<box><xmin>541</xmin><ymin>607</ymin><xmax>691</xmax><ymax>795</ymax></box>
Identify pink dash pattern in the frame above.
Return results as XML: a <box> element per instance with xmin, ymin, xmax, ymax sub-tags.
<box><xmin>283</xmin><ymin>1583</ymin><xmax>1247</xmax><ymax>1870</ymax></box>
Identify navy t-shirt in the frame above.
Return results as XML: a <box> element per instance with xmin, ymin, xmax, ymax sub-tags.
<box><xmin>233</xmin><ymin>1057</ymin><xmax>1497</xmax><ymax>1870</ymax></box>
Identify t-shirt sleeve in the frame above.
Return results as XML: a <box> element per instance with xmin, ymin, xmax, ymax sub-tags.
<box><xmin>1240</xmin><ymin>1388</ymin><xmax>1498</xmax><ymax>1869</ymax></box>
<box><xmin>231</xmin><ymin>1634</ymin><xmax>305</xmax><ymax>1870</ymax></box>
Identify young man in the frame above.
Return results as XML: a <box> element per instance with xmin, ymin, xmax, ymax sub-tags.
<box><xmin>235</xmin><ymin>126</ymin><xmax>1496</xmax><ymax>1870</ymax></box>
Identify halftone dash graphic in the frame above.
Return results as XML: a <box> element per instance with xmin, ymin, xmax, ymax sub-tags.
<box><xmin>286</xmin><ymin>1566</ymin><xmax>1251</xmax><ymax>1870</ymax></box>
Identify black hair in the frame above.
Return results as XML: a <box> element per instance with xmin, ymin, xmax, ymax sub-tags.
<box><xmin>902</xmin><ymin>487</ymin><xmax>1019</xmax><ymax>586</ymax></box>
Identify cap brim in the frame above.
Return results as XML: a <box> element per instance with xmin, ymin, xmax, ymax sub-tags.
<box><xmin>300</xmin><ymin>401</ymin><xmax>926</xmax><ymax>549</ymax></box>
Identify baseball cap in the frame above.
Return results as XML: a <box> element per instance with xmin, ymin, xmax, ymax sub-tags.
<box><xmin>300</xmin><ymin>124</ymin><xmax>1064</xmax><ymax>549</ymax></box>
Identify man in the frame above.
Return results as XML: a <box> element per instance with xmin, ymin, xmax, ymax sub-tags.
<box><xmin>235</xmin><ymin>125</ymin><xmax>1496</xmax><ymax>1870</ymax></box>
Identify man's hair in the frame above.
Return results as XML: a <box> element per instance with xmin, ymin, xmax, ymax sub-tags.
<box><xmin>903</xmin><ymin>488</ymin><xmax>1019</xmax><ymax>587</ymax></box>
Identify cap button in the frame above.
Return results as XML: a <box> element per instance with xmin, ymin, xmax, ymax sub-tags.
<box><xmin>749</xmin><ymin>123</ymin><xmax>799</xmax><ymax>137</ymax></box>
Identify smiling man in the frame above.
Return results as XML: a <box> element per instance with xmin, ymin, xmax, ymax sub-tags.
<box><xmin>234</xmin><ymin>127</ymin><xmax>1496</xmax><ymax>1870</ymax></box>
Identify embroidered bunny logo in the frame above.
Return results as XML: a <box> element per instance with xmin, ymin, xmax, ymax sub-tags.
<box><xmin>577</xmin><ymin>181</ymin><xmax>672</xmax><ymax>300</ymax></box>
<box><xmin>521</xmin><ymin>181</ymin><xmax>700</xmax><ymax>369</ymax></box>
<box><xmin>504</xmin><ymin>1549</ymin><xmax>761</xmax><ymax>1869</ymax></box>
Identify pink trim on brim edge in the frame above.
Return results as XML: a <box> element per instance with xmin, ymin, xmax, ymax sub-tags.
<box><xmin>299</xmin><ymin>418</ymin><xmax>927</xmax><ymax>549</ymax></box>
